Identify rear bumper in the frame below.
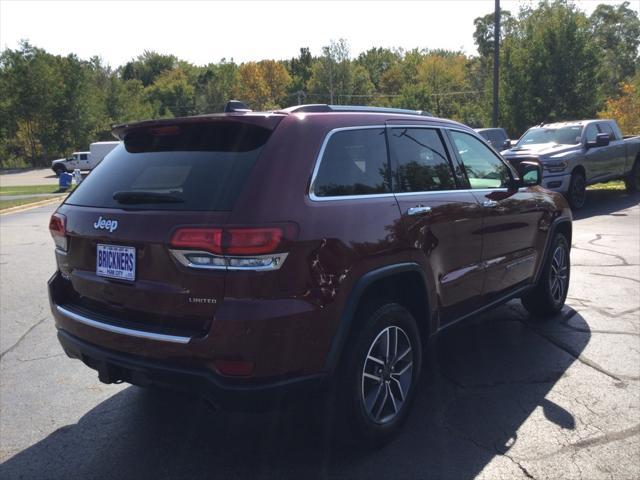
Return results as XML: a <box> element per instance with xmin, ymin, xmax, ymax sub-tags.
<box><xmin>57</xmin><ymin>329</ymin><xmax>325</xmax><ymax>411</ymax></box>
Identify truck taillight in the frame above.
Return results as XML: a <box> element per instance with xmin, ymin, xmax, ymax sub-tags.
<box><xmin>49</xmin><ymin>213</ymin><xmax>67</xmax><ymax>252</ymax></box>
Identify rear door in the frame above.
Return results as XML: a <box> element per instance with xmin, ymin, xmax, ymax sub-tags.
<box><xmin>56</xmin><ymin>118</ymin><xmax>280</xmax><ymax>337</ymax></box>
<box><xmin>597</xmin><ymin>121</ymin><xmax>627</xmax><ymax>177</ymax></box>
<box><xmin>388</xmin><ymin>124</ymin><xmax>485</xmax><ymax>322</ymax></box>
<box><xmin>447</xmin><ymin>129</ymin><xmax>544</xmax><ymax>300</ymax></box>
<box><xmin>79</xmin><ymin>153</ymin><xmax>90</xmax><ymax>170</ymax></box>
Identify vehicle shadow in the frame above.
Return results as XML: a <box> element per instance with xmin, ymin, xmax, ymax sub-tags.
<box><xmin>0</xmin><ymin>302</ymin><xmax>589</xmax><ymax>480</ymax></box>
<box><xmin>574</xmin><ymin>189</ymin><xmax>639</xmax><ymax>220</ymax></box>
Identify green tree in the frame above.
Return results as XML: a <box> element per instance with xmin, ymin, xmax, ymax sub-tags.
<box><xmin>590</xmin><ymin>1</ymin><xmax>640</xmax><ymax>99</ymax></box>
<box><xmin>308</xmin><ymin>39</ymin><xmax>353</xmax><ymax>104</ymax></box>
<box><xmin>0</xmin><ymin>42</ymin><xmax>61</xmax><ymax>165</ymax></box>
<box><xmin>121</xmin><ymin>51</ymin><xmax>177</xmax><ymax>87</ymax></box>
<box><xmin>287</xmin><ymin>47</ymin><xmax>313</xmax><ymax>97</ymax></box>
<box><xmin>501</xmin><ymin>1</ymin><xmax>599</xmax><ymax>135</ymax></box>
<box><xmin>194</xmin><ymin>60</ymin><xmax>238</xmax><ymax>113</ymax></box>
<box><xmin>473</xmin><ymin>9</ymin><xmax>515</xmax><ymax>58</ymax></box>
<box><xmin>146</xmin><ymin>68</ymin><xmax>196</xmax><ymax>117</ymax></box>
<box><xmin>356</xmin><ymin>47</ymin><xmax>400</xmax><ymax>91</ymax></box>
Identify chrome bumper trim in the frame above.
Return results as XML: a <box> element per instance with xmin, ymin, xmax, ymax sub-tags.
<box><xmin>56</xmin><ymin>305</ymin><xmax>191</xmax><ymax>344</ymax></box>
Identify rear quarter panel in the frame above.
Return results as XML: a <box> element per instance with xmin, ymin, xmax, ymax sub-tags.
<box><xmin>227</xmin><ymin>115</ymin><xmax>409</xmax><ymax>376</ymax></box>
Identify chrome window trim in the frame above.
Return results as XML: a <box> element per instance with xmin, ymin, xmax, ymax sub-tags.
<box><xmin>307</xmin><ymin>124</ymin><xmax>519</xmax><ymax>202</ymax></box>
<box><xmin>169</xmin><ymin>249</ymin><xmax>289</xmax><ymax>271</ymax></box>
<box><xmin>56</xmin><ymin>305</ymin><xmax>191</xmax><ymax>344</ymax></box>
<box><xmin>445</xmin><ymin>126</ymin><xmax>520</xmax><ymax>186</ymax></box>
<box><xmin>309</xmin><ymin>125</ymin><xmax>389</xmax><ymax>202</ymax></box>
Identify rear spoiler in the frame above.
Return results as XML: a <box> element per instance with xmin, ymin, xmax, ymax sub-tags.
<box><xmin>111</xmin><ymin>113</ymin><xmax>285</xmax><ymax>140</ymax></box>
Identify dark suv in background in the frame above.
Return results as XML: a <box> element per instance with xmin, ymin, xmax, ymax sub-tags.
<box><xmin>48</xmin><ymin>104</ymin><xmax>572</xmax><ymax>445</ymax></box>
<box><xmin>475</xmin><ymin>127</ymin><xmax>512</xmax><ymax>151</ymax></box>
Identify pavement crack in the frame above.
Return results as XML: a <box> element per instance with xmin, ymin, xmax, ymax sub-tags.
<box><xmin>503</xmin><ymin>453</ymin><xmax>537</xmax><ymax>479</ymax></box>
<box><xmin>586</xmin><ymin>233</ymin><xmax>623</xmax><ymax>249</ymax></box>
<box><xmin>589</xmin><ymin>272</ymin><xmax>640</xmax><ymax>284</ymax></box>
<box><xmin>16</xmin><ymin>352</ymin><xmax>64</xmax><ymax>363</ymax></box>
<box><xmin>521</xmin><ymin>321</ymin><xmax>638</xmax><ymax>383</ymax></box>
<box><xmin>526</xmin><ymin>424</ymin><xmax>640</xmax><ymax>461</ymax></box>
<box><xmin>0</xmin><ymin>316</ymin><xmax>48</xmax><ymax>361</ymax></box>
<box><xmin>570</xmin><ymin>246</ymin><xmax>629</xmax><ymax>266</ymax></box>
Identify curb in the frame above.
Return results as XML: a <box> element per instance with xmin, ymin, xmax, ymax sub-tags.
<box><xmin>0</xmin><ymin>195</ymin><xmax>65</xmax><ymax>216</ymax></box>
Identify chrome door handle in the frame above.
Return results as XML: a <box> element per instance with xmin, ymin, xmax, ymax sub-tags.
<box><xmin>407</xmin><ymin>206</ymin><xmax>431</xmax><ymax>216</ymax></box>
<box><xmin>483</xmin><ymin>200</ymin><xmax>499</xmax><ymax>208</ymax></box>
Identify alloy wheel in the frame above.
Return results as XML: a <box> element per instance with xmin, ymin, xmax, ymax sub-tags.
<box><xmin>361</xmin><ymin>325</ymin><xmax>413</xmax><ymax>424</ymax></box>
<box><xmin>550</xmin><ymin>245</ymin><xmax>569</xmax><ymax>303</ymax></box>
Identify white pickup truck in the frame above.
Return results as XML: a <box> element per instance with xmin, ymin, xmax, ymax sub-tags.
<box><xmin>51</xmin><ymin>141</ymin><xmax>120</xmax><ymax>176</ymax></box>
<box><xmin>502</xmin><ymin>119</ymin><xmax>640</xmax><ymax>208</ymax></box>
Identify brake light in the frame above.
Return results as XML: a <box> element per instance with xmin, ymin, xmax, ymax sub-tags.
<box><xmin>49</xmin><ymin>212</ymin><xmax>67</xmax><ymax>251</ymax></box>
<box><xmin>169</xmin><ymin>225</ymin><xmax>294</xmax><ymax>271</ymax></box>
<box><xmin>170</xmin><ymin>227</ymin><xmax>284</xmax><ymax>255</ymax></box>
<box><xmin>170</xmin><ymin>228</ymin><xmax>223</xmax><ymax>254</ymax></box>
<box><xmin>225</xmin><ymin>228</ymin><xmax>282</xmax><ymax>255</ymax></box>
<box><xmin>150</xmin><ymin>125</ymin><xmax>181</xmax><ymax>136</ymax></box>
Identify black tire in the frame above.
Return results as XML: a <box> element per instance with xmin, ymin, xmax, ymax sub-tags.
<box><xmin>624</xmin><ymin>159</ymin><xmax>639</xmax><ymax>193</ymax></box>
<box><xmin>53</xmin><ymin>165</ymin><xmax>66</xmax><ymax>176</ymax></box>
<box><xmin>566</xmin><ymin>170</ymin><xmax>586</xmax><ymax>209</ymax></box>
<box><xmin>521</xmin><ymin>234</ymin><xmax>570</xmax><ymax>318</ymax></box>
<box><xmin>333</xmin><ymin>303</ymin><xmax>422</xmax><ymax>448</ymax></box>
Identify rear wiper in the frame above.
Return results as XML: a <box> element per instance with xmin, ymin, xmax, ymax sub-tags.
<box><xmin>113</xmin><ymin>191</ymin><xmax>184</xmax><ymax>204</ymax></box>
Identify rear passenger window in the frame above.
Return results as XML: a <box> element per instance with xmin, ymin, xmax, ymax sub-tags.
<box><xmin>313</xmin><ymin>128</ymin><xmax>390</xmax><ymax>197</ymax></box>
<box><xmin>389</xmin><ymin>128</ymin><xmax>455</xmax><ymax>192</ymax></box>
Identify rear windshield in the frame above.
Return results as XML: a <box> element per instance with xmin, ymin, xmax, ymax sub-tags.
<box><xmin>65</xmin><ymin>122</ymin><xmax>272</xmax><ymax>211</ymax></box>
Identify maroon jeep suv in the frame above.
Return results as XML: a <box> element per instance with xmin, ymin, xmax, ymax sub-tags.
<box><xmin>48</xmin><ymin>104</ymin><xmax>572</xmax><ymax>444</ymax></box>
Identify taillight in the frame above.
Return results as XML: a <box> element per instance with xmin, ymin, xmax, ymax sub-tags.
<box><xmin>49</xmin><ymin>213</ymin><xmax>67</xmax><ymax>252</ymax></box>
<box><xmin>224</xmin><ymin>228</ymin><xmax>282</xmax><ymax>255</ymax></box>
<box><xmin>169</xmin><ymin>225</ymin><xmax>295</xmax><ymax>271</ymax></box>
<box><xmin>170</xmin><ymin>228</ymin><xmax>223</xmax><ymax>254</ymax></box>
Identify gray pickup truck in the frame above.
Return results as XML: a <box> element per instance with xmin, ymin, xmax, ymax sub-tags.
<box><xmin>502</xmin><ymin>119</ymin><xmax>640</xmax><ymax>208</ymax></box>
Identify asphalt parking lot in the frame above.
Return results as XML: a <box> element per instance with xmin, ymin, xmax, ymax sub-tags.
<box><xmin>0</xmin><ymin>169</ymin><xmax>59</xmax><ymax>187</ymax></box>
<box><xmin>0</xmin><ymin>189</ymin><xmax>638</xmax><ymax>480</ymax></box>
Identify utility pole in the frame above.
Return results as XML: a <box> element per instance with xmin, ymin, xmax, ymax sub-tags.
<box><xmin>492</xmin><ymin>0</ymin><xmax>500</xmax><ymax>127</ymax></box>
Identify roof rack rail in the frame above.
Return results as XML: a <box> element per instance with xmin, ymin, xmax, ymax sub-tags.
<box><xmin>283</xmin><ymin>104</ymin><xmax>433</xmax><ymax>117</ymax></box>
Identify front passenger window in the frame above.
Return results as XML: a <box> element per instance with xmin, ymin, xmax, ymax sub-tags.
<box><xmin>584</xmin><ymin>124</ymin><xmax>598</xmax><ymax>143</ymax></box>
<box><xmin>449</xmin><ymin>131</ymin><xmax>511</xmax><ymax>189</ymax></box>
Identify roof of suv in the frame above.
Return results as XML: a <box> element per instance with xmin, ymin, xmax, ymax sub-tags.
<box><xmin>112</xmin><ymin>104</ymin><xmax>470</xmax><ymax>139</ymax></box>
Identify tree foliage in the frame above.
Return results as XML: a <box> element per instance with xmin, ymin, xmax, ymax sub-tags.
<box><xmin>598</xmin><ymin>75</ymin><xmax>640</xmax><ymax>135</ymax></box>
<box><xmin>1</xmin><ymin>1</ymin><xmax>638</xmax><ymax>167</ymax></box>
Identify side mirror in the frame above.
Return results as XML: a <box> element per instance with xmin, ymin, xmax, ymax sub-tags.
<box><xmin>586</xmin><ymin>133</ymin><xmax>610</xmax><ymax>148</ymax></box>
<box><xmin>503</xmin><ymin>139</ymin><xmax>512</xmax><ymax>149</ymax></box>
<box><xmin>518</xmin><ymin>161</ymin><xmax>542</xmax><ymax>187</ymax></box>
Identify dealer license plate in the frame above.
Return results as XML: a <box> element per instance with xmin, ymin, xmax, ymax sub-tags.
<box><xmin>96</xmin><ymin>244</ymin><xmax>136</xmax><ymax>281</ymax></box>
